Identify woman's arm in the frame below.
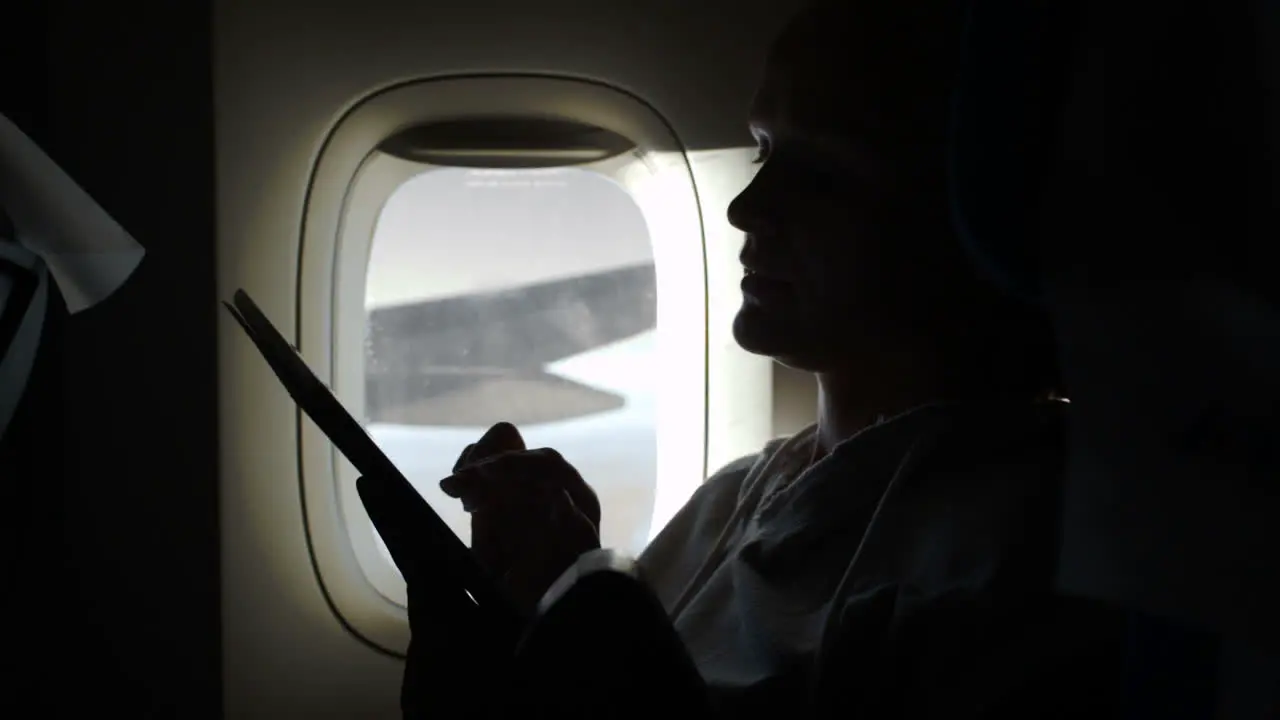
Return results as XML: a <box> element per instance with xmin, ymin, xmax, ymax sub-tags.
<box><xmin>509</xmin><ymin>550</ymin><xmax>717</xmax><ymax>718</ymax></box>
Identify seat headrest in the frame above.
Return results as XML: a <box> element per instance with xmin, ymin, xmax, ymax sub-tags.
<box><xmin>1028</xmin><ymin>0</ymin><xmax>1280</xmax><ymax>651</ymax></box>
<box><xmin>947</xmin><ymin>0</ymin><xmax>1078</xmax><ymax>304</ymax></box>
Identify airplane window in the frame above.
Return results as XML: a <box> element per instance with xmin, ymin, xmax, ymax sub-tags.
<box><xmin>363</xmin><ymin>163</ymin><xmax>660</xmax><ymax>559</ymax></box>
<box><xmin>294</xmin><ymin>80</ymin><xmax>756</xmax><ymax>648</ymax></box>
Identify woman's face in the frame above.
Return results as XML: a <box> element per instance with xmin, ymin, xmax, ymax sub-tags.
<box><xmin>727</xmin><ymin>9</ymin><xmax>973</xmax><ymax>373</ymax></box>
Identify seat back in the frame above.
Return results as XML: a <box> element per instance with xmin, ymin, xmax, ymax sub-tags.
<box><xmin>949</xmin><ymin>0</ymin><xmax>1280</xmax><ymax>715</ymax></box>
<box><xmin>1035</xmin><ymin>0</ymin><xmax>1280</xmax><ymax>651</ymax></box>
<box><xmin>0</xmin><ymin>204</ymin><xmax>49</xmax><ymax>441</ymax></box>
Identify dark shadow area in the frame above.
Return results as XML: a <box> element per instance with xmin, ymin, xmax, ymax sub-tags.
<box><xmin>0</xmin><ymin>0</ymin><xmax>221</xmax><ymax>715</ymax></box>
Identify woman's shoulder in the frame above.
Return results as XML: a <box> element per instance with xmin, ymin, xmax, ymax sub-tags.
<box><xmin>710</xmin><ymin>427</ymin><xmax>816</xmax><ymax>477</ymax></box>
<box><xmin>926</xmin><ymin>398</ymin><xmax>1068</xmax><ymax>471</ymax></box>
<box><xmin>636</xmin><ymin>426</ymin><xmax>818</xmax><ymax>595</ymax></box>
<box><xmin>888</xmin><ymin>400</ymin><xmax>1071</xmax><ymax>575</ymax></box>
<box><xmin>706</xmin><ymin>425</ymin><xmax>819</xmax><ymax>499</ymax></box>
<box><xmin>655</xmin><ymin>426</ymin><xmax>819</xmax><ymax>541</ymax></box>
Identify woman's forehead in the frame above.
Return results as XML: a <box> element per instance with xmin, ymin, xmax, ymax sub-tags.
<box><xmin>749</xmin><ymin>60</ymin><xmax>887</xmax><ymax>145</ymax></box>
<box><xmin>753</xmin><ymin>1</ymin><xmax>961</xmax><ymax>141</ymax></box>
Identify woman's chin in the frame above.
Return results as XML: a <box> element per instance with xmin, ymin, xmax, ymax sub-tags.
<box><xmin>732</xmin><ymin>304</ymin><xmax>824</xmax><ymax>371</ymax></box>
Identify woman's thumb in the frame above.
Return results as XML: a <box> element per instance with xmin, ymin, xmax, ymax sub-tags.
<box><xmin>473</xmin><ymin>421</ymin><xmax>525</xmax><ymax>459</ymax></box>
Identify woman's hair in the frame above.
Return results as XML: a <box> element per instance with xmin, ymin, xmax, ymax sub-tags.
<box><xmin>777</xmin><ymin>1</ymin><xmax>1065</xmax><ymax>400</ymax></box>
<box><xmin>973</xmin><ymin>303</ymin><xmax>1065</xmax><ymax>400</ymax></box>
<box><xmin>769</xmin><ymin>1</ymin><xmax>969</xmax><ymax>149</ymax></box>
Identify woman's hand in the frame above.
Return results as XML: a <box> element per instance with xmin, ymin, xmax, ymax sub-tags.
<box><xmin>444</xmin><ymin>422</ymin><xmax>602</xmax><ymax>615</ymax></box>
<box><xmin>358</xmin><ymin>421</ymin><xmax>603</xmax><ymax>717</ymax></box>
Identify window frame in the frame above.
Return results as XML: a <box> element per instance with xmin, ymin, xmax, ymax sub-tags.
<box><xmin>296</xmin><ymin>74</ymin><xmax>708</xmax><ymax>654</ymax></box>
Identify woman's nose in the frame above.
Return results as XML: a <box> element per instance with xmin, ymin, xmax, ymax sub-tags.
<box><xmin>727</xmin><ymin>173</ymin><xmax>776</xmax><ymax>235</ymax></box>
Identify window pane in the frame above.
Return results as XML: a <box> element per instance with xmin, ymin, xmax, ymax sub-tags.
<box><xmin>363</xmin><ymin>166</ymin><xmax>658</xmax><ymax>561</ymax></box>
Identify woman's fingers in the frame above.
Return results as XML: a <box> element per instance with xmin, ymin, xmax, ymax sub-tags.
<box><xmin>451</xmin><ymin>443</ymin><xmax>476</xmax><ymax>473</ymax></box>
<box><xmin>488</xmin><ymin>488</ymin><xmax>602</xmax><ymax>614</ymax></box>
<box><xmin>471</xmin><ymin>421</ymin><xmax>525</xmax><ymax>460</ymax></box>
<box><xmin>452</xmin><ymin>422</ymin><xmax>525</xmax><ymax>475</ymax></box>
<box><xmin>470</xmin><ymin>507</ymin><xmax>521</xmax><ymax>577</ymax></box>
<box><xmin>440</xmin><ymin>448</ymin><xmax>600</xmax><ymax>526</ymax></box>
<box><xmin>548</xmin><ymin>489</ymin><xmax>603</xmax><ymax>556</ymax></box>
<box><xmin>441</xmin><ymin>438</ymin><xmax>602</xmax><ymax>614</ymax></box>
<box><xmin>527</xmin><ymin>448</ymin><xmax>601</xmax><ymax>529</ymax></box>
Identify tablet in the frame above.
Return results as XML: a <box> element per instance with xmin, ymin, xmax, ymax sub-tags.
<box><xmin>222</xmin><ymin>289</ymin><xmax>519</xmax><ymax>630</ymax></box>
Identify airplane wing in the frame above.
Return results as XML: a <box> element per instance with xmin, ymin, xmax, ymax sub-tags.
<box><xmin>364</xmin><ymin>262</ymin><xmax>656</xmax><ymax>426</ymax></box>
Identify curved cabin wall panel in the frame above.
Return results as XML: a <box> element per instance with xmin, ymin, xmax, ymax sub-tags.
<box><xmin>215</xmin><ymin>1</ymin><xmax>805</xmax><ymax>717</ymax></box>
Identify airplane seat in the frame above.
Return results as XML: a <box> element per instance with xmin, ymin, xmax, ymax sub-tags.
<box><xmin>950</xmin><ymin>0</ymin><xmax>1280</xmax><ymax>716</ymax></box>
<box><xmin>0</xmin><ymin>204</ymin><xmax>47</xmax><ymax>436</ymax></box>
<box><xmin>0</xmin><ymin>200</ymin><xmax>73</xmax><ymax>711</ymax></box>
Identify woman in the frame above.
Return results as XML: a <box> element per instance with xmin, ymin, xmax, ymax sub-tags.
<box><xmin>367</xmin><ymin>1</ymin><xmax>1127</xmax><ymax>716</ymax></box>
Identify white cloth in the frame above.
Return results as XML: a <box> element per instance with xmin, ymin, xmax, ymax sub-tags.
<box><xmin>637</xmin><ymin>400</ymin><xmax>1084</xmax><ymax>714</ymax></box>
<box><xmin>0</xmin><ymin>112</ymin><xmax>144</xmax><ymax>314</ymax></box>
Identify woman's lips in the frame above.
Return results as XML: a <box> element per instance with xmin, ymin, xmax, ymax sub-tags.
<box><xmin>741</xmin><ymin>270</ymin><xmax>793</xmax><ymax>304</ymax></box>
